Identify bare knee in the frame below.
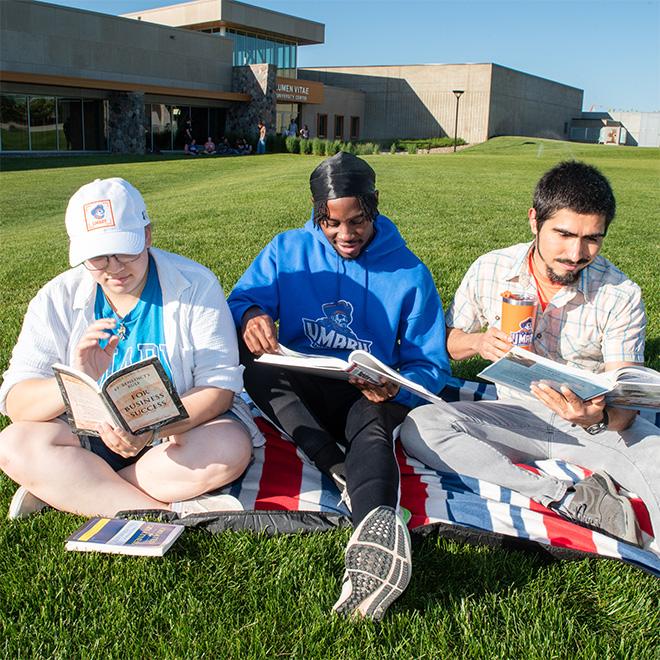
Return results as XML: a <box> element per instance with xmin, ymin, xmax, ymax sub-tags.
<box><xmin>205</xmin><ymin>421</ymin><xmax>252</xmax><ymax>486</ymax></box>
<box><xmin>0</xmin><ymin>423</ymin><xmax>26</xmax><ymax>475</ymax></box>
<box><xmin>167</xmin><ymin>419</ymin><xmax>252</xmax><ymax>495</ymax></box>
<box><xmin>0</xmin><ymin>421</ymin><xmax>78</xmax><ymax>482</ymax></box>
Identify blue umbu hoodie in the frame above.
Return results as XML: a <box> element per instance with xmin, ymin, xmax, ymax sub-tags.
<box><xmin>228</xmin><ymin>214</ymin><xmax>451</xmax><ymax>407</ymax></box>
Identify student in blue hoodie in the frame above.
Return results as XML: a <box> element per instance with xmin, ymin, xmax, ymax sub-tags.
<box><xmin>228</xmin><ymin>151</ymin><xmax>451</xmax><ymax>621</ymax></box>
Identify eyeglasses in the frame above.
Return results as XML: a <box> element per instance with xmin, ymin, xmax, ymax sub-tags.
<box><xmin>83</xmin><ymin>253</ymin><xmax>143</xmax><ymax>271</ymax></box>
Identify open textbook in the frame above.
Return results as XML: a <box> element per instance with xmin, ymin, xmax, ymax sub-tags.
<box><xmin>53</xmin><ymin>356</ymin><xmax>189</xmax><ymax>437</ymax></box>
<box><xmin>66</xmin><ymin>517</ymin><xmax>184</xmax><ymax>557</ymax></box>
<box><xmin>478</xmin><ymin>346</ymin><xmax>660</xmax><ymax>410</ymax></box>
<box><xmin>256</xmin><ymin>344</ymin><xmax>453</xmax><ymax>409</ymax></box>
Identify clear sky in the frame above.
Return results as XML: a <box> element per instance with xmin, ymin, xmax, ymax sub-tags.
<box><xmin>46</xmin><ymin>0</ymin><xmax>660</xmax><ymax>112</ymax></box>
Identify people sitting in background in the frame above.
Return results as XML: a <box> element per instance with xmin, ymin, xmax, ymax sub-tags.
<box><xmin>236</xmin><ymin>138</ymin><xmax>252</xmax><ymax>155</ymax></box>
<box><xmin>0</xmin><ymin>178</ymin><xmax>254</xmax><ymax>520</ymax></box>
<box><xmin>186</xmin><ymin>139</ymin><xmax>200</xmax><ymax>155</ymax></box>
<box><xmin>215</xmin><ymin>137</ymin><xmax>236</xmax><ymax>156</ymax></box>
<box><xmin>203</xmin><ymin>137</ymin><xmax>216</xmax><ymax>155</ymax></box>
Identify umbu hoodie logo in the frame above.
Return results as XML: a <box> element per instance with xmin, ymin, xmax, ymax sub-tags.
<box><xmin>302</xmin><ymin>300</ymin><xmax>372</xmax><ymax>351</ymax></box>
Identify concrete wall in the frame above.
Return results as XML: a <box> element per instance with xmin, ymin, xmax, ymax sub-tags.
<box><xmin>609</xmin><ymin>111</ymin><xmax>660</xmax><ymax>147</ymax></box>
<box><xmin>123</xmin><ymin>0</ymin><xmax>325</xmax><ymax>45</ymax></box>
<box><xmin>488</xmin><ymin>65</ymin><xmax>583</xmax><ymax>140</ymax></box>
<box><xmin>300</xmin><ymin>85</ymin><xmax>365</xmax><ymax>140</ymax></box>
<box><xmin>1</xmin><ymin>0</ymin><xmax>234</xmax><ymax>91</ymax></box>
<box><xmin>300</xmin><ymin>64</ymin><xmax>493</xmax><ymax>143</ymax></box>
<box><xmin>301</xmin><ymin>63</ymin><xmax>584</xmax><ymax>144</ymax></box>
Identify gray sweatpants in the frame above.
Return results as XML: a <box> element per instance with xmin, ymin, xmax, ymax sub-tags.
<box><xmin>400</xmin><ymin>399</ymin><xmax>660</xmax><ymax>536</ymax></box>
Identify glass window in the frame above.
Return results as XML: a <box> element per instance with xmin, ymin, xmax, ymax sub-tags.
<box><xmin>151</xmin><ymin>104</ymin><xmax>172</xmax><ymax>151</ymax></box>
<box><xmin>29</xmin><ymin>97</ymin><xmax>57</xmax><ymax>150</ymax></box>
<box><xmin>256</xmin><ymin>36</ymin><xmax>266</xmax><ymax>63</ymax></box>
<box><xmin>266</xmin><ymin>40</ymin><xmax>275</xmax><ymax>65</ymax></box>
<box><xmin>57</xmin><ymin>98</ymin><xmax>84</xmax><ymax>150</ymax></box>
<box><xmin>0</xmin><ymin>94</ymin><xmax>29</xmax><ymax>151</ymax></box>
<box><xmin>209</xmin><ymin>108</ymin><xmax>225</xmax><ymax>141</ymax></box>
<box><xmin>172</xmin><ymin>105</ymin><xmax>190</xmax><ymax>149</ymax></box>
<box><xmin>350</xmin><ymin>116</ymin><xmax>360</xmax><ymax>141</ymax></box>
<box><xmin>83</xmin><ymin>99</ymin><xmax>107</xmax><ymax>151</ymax></box>
<box><xmin>245</xmin><ymin>35</ymin><xmax>255</xmax><ymax>64</ymax></box>
<box><xmin>317</xmin><ymin>113</ymin><xmax>328</xmax><ymax>139</ymax></box>
<box><xmin>233</xmin><ymin>39</ymin><xmax>240</xmax><ymax>65</ymax></box>
<box><xmin>334</xmin><ymin>115</ymin><xmax>344</xmax><ymax>141</ymax></box>
<box><xmin>190</xmin><ymin>106</ymin><xmax>209</xmax><ymax>142</ymax></box>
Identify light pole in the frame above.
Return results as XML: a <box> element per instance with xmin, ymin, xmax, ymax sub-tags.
<box><xmin>452</xmin><ymin>89</ymin><xmax>464</xmax><ymax>152</ymax></box>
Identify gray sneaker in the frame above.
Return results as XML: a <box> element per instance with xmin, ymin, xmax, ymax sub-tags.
<box><xmin>8</xmin><ymin>486</ymin><xmax>48</xmax><ymax>520</ymax></box>
<box><xmin>562</xmin><ymin>471</ymin><xmax>642</xmax><ymax>546</ymax></box>
<box><xmin>172</xmin><ymin>492</ymin><xmax>244</xmax><ymax>518</ymax></box>
<box><xmin>332</xmin><ymin>506</ymin><xmax>412</xmax><ymax>621</ymax></box>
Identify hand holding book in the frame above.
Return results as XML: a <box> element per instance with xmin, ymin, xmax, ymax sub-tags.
<box><xmin>96</xmin><ymin>422</ymin><xmax>156</xmax><ymax>458</ymax></box>
<box><xmin>349</xmin><ymin>373</ymin><xmax>400</xmax><ymax>403</ymax></box>
<box><xmin>530</xmin><ymin>380</ymin><xmax>607</xmax><ymax>428</ymax></box>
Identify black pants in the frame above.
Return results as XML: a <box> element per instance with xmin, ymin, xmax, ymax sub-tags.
<box><xmin>239</xmin><ymin>338</ymin><xmax>409</xmax><ymax>526</ymax></box>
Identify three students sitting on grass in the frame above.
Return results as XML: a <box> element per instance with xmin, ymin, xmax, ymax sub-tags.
<box><xmin>0</xmin><ymin>156</ymin><xmax>658</xmax><ymax>622</ymax></box>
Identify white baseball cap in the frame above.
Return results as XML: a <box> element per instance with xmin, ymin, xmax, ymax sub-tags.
<box><xmin>65</xmin><ymin>178</ymin><xmax>150</xmax><ymax>267</ymax></box>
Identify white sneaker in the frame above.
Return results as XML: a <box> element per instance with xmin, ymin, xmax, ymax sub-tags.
<box><xmin>8</xmin><ymin>486</ymin><xmax>48</xmax><ymax>520</ymax></box>
<box><xmin>172</xmin><ymin>492</ymin><xmax>244</xmax><ymax>518</ymax></box>
<box><xmin>332</xmin><ymin>506</ymin><xmax>412</xmax><ymax>621</ymax></box>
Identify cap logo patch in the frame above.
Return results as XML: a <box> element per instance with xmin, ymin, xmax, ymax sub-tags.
<box><xmin>83</xmin><ymin>199</ymin><xmax>115</xmax><ymax>231</ymax></box>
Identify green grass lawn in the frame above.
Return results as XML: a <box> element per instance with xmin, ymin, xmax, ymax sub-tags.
<box><xmin>1</xmin><ymin>138</ymin><xmax>659</xmax><ymax>657</ymax></box>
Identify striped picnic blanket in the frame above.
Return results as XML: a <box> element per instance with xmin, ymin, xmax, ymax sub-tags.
<box><xmin>200</xmin><ymin>380</ymin><xmax>660</xmax><ymax>577</ymax></box>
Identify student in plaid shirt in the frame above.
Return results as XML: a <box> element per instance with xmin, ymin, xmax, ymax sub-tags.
<box><xmin>402</xmin><ymin>161</ymin><xmax>659</xmax><ymax>547</ymax></box>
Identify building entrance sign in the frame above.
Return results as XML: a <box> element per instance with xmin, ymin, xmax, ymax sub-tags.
<box><xmin>276</xmin><ymin>77</ymin><xmax>323</xmax><ymax>104</ymax></box>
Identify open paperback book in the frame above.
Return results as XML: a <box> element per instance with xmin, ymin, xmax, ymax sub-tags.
<box><xmin>478</xmin><ymin>345</ymin><xmax>660</xmax><ymax>410</ymax></box>
<box><xmin>53</xmin><ymin>356</ymin><xmax>189</xmax><ymax>437</ymax></box>
<box><xmin>66</xmin><ymin>517</ymin><xmax>184</xmax><ymax>557</ymax></box>
<box><xmin>256</xmin><ymin>344</ymin><xmax>453</xmax><ymax>410</ymax></box>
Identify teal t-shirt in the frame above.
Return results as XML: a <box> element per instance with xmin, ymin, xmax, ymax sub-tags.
<box><xmin>95</xmin><ymin>255</ymin><xmax>173</xmax><ymax>384</ymax></box>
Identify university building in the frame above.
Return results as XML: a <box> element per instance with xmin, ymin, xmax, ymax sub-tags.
<box><xmin>1</xmin><ymin>0</ymin><xmax>587</xmax><ymax>154</ymax></box>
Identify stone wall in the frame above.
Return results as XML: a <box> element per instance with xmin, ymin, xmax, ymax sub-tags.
<box><xmin>227</xmin><ymin>64</ymin><xmax>277</xmax><ymax>137</ymax></box>
<box><xmin>107</xmin><ymin>92</ymin><xmax>146</xmax><ymax>154</ymax></box>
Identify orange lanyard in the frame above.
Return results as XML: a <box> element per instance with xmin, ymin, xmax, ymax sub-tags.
<box><xmin>528</xmin><ymin>251</ymin><xmax>549</xmax><ymax>312</ymax></box>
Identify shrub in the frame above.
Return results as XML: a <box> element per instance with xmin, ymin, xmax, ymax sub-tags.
<box><xmin>396</xmin><ymin>136</ymin><xmax>468</xmax><ymax>151</ymax></box>
<box><xmin>299</xmin><ymin>138</ymin><xmax>311</xmax><ymax>154</ymax></box>
<box><xmin>371</xmin><ymin>143</ymin><xmax>381</xmax><ymax>155</ymax></box>
<box><xmin>326</xmin><ymin>140</ymin><xmax>342</xmax><ymax>155</ymax></box>
<box><xmin>311</xmin><ymin>138</ymin><xmax>324</xmax><ymax>156</ymax></box>
<box><xmin>406</xmin><ymin>143</ymin><xmax>417</xmax><ymax>155</ymax></box>
<box><xmin>266</xmin><ymin>133</ymin><xmax>286</xmax><ymax>153</ymax></box>
<box><xmin>285</xmin><ymin>136</ymin><xmax>300</xmax><ymax>154</ymax></box>
<box><xmin>389</xmin><ymin>141</ymin><xmax>398</xmax><ymax>154</ymax></box>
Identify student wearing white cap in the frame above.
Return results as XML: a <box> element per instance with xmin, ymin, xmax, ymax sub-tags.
<box><xmin>0</xmin><ymin>178</ymin><xmax>252</xmax><ymax>519</ymax></box>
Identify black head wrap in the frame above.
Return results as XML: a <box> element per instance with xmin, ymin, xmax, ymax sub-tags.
<box><xmin>309</xmin><ymin>151</ymin><xmax>376</xmax><ymax>202</ymax></box>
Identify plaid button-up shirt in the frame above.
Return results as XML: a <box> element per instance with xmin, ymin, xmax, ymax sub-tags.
<box><xmin>447</xmin><ymin>242</ymin><xmax>646</xmax><ymax>399</ymax></box>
